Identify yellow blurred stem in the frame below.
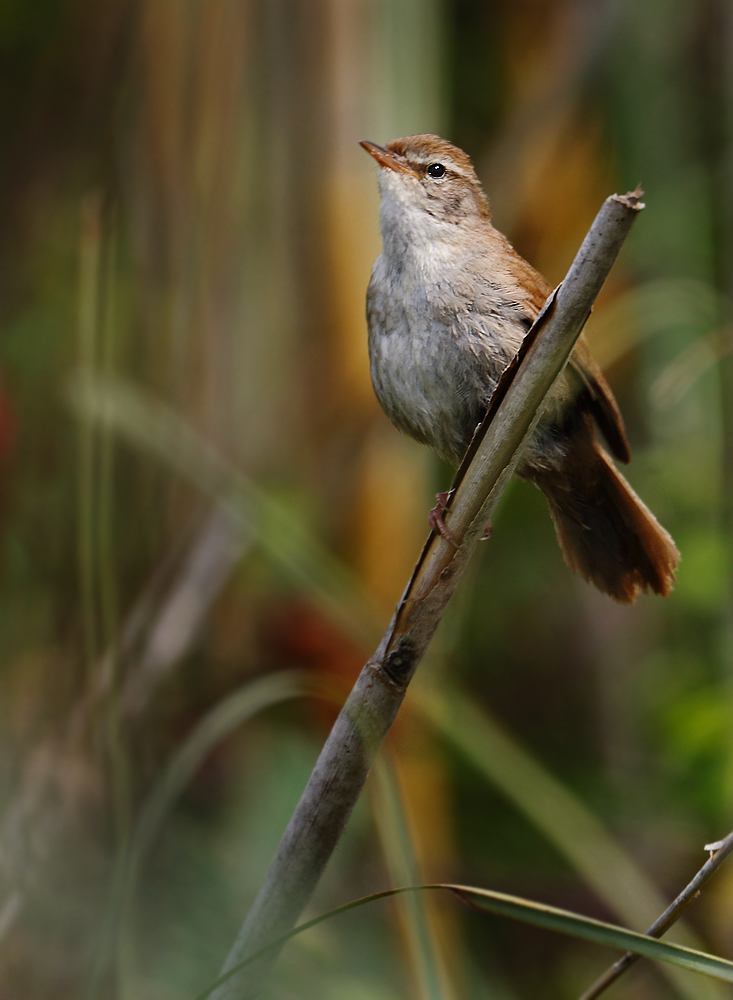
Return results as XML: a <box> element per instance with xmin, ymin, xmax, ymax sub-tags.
<box><xmin>371</xmin><ymin>755</ymin><xmax>454</xmax><ymax>1000</ymax></box>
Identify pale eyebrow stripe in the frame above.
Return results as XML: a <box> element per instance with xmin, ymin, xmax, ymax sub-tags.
<box><xmin>412</xmin><ymin>158</ymin><xmax>472</xmax><ymax>179</ymax></box>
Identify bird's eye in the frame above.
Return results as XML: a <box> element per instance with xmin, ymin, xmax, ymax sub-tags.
<box><xmin>427</xmin><ymin>163</ymin><xmax>446</xmax><ymax>178</ymax></box>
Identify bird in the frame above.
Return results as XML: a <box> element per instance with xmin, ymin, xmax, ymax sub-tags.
<box><xmin>360</xmin><ymin>133</ymin><xmax>679</xmax><ymax>604</ymax></box>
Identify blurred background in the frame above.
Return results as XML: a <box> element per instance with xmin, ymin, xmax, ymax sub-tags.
<box><xmin>1</xmin><ymin>0</ymin><xmax>732</xmax><ymax>997</ymax></box>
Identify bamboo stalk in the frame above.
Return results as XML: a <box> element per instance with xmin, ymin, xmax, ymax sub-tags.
<box><xmin>211</xmin><ymin>189</ymin><xmax>644</xmax><ymax>1000</ymax></box>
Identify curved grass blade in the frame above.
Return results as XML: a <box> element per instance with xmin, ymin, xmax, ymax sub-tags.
<box><xmin>191</xmin><ymin>883</ymin><xmax>733</xmax><ymax>1000</ymax></box>
<box><xmin>129</xmin><ymin>671</ymin><xmax>319</xmax><ymax>868</ymax></box>
<box><xmin>452</xmin><ymin>885</ymin><xmax>733</xmax><ymax>982</ymax></box>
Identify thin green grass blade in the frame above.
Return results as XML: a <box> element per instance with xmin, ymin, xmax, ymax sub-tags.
<box><xmin>453</xmin><ymin>885</ymin><xmax>733</xmax><ymax>981</ymax></box>
<box><xmin>191</xmin><ymin>883</ymin><xmax>733</xmax><ymax>1000</ymax></box>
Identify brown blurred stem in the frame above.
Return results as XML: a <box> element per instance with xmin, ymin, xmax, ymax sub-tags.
<box><xmin>210</xmin><ymin>189</ymin><xmax>644</xmax><ymax>1000</ymax></box>
<box><xmin>578</xmin><ymin>830</ymin><xmax>733</xmax><ymax>1000</ymax></box>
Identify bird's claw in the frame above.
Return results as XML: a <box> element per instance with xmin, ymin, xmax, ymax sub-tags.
<box><xmin>428</xmin><ymin>491</ymin><xmax>459</xmax><ymax>547</ymax></box>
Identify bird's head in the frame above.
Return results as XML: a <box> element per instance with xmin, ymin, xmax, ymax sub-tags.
<box><xmin>360</xmin><ymin>134</ymin><xmax>491</xmax><ymax>228</ymax></box>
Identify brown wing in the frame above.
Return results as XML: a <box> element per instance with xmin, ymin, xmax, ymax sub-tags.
<box><xmin>504</xmin><ymin>239</ymin><xmax>630</xmax><ymax>464</ymax></box>
<box><xmin>570</xmin><ymin>335</ymin><xmax>630</xmax><ymax>464</ymax></box>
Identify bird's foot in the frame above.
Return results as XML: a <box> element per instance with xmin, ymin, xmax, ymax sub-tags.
<box><xmin>480</xmin><ymin>520</ymin><xmax>493</xmax><ymax>541</ymax></box>
<box><xmin>428</xmin><ymin>491</ymin><xmax>459</xmax><ymax>547</ymax></box>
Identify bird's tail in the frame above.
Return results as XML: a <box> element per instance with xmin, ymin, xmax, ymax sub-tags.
<box><xmin>528</xmin><ymin>429</ymin><xmax>680</xmax><ymax>604</ymax></box>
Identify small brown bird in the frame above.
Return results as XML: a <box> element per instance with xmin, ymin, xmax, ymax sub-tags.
<box><xmin>361</xmin><ymin>134</ymin><xmax>679</xmax><ymax>603</ymax></box>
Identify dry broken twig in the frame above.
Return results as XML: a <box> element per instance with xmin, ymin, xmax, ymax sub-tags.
<box><xmin>579</xmin><ymin>829</ymin><xmax>733</xmax><ymax>1000</ymax></box>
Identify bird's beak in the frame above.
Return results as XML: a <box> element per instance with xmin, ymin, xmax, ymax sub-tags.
<box><xmin>359</xmin><ymin>140</ymin><xmax>420</xmax><ymax>179</ymax></box>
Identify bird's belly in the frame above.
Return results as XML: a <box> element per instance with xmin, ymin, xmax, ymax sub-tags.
<box><xmin>369</xmin><ymin>311</ymin><xmax>511</xmax><ymax>466</ymax></box>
